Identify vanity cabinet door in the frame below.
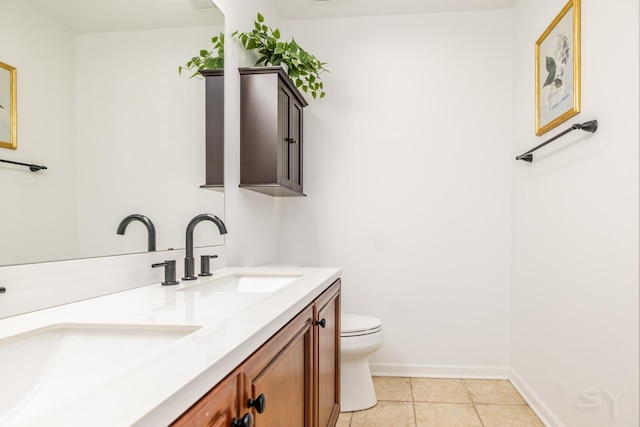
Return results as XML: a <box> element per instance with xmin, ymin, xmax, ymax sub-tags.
<box><xmin>315</xmin><ymin>280</ymin><xmax>341</xmax><ymax>427</ymax></box>
<box><xmin>171</xmin><ymin>371</ymin><xmax>242</xmax><ymax>427</ymax></box>
<box><xmin>241</xmin><ymin>305</ymin><xmax>315</xmax><ymax>427</ymax></box>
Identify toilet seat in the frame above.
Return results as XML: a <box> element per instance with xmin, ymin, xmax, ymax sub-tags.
<box><xmin>341</xmin><ymin>314</ymin><xmax>382</xmax><ymax>337</ymax></box>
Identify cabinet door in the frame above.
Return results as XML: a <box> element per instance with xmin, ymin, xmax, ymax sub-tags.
<box><xmin>242</xmin><ymin>306</ymin><xmax>314</xmax><ymax>427</ymax></box>
<box><xmin>172</xmin><ymin>371</ymin><xmax>242</xmax><ymax>427</ymax></box>
<box><xmin>278</xmin><ymin>82</ymin><xmax>294</xmax><ymax>190</ymax></box>
<box><xmin>289</xmin><ymin>98</ymin><xmax>303</xmax><ymax>194</ymax></box>
<box><xmin>202</xmin><ymin>70</ymin><xmax>224</xmax><ymax>188</ymax></box>
<box><xmin>315</xmin><ymin>280</ymin><xmax>341</xmax><ymax>427</ymax></box>
<box><xmin>278</xmin><ymin>80</ymin><xmax>304</xmax><ymax>194</ymax></box>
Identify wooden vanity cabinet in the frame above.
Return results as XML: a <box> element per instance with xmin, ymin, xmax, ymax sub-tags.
<box><xmin>172</xmin><ymin>371</ymin><xmax>243</xmax><ymax>427</ymax></box>
<box><xmin>314</xmin><ymin>282</ymin><xmax>341</xmax><ymax>427</ymax></box>
<box><xmin>172</xmin><ymin>279</ymin><xmax>341</xmax><ymax>427</ymax></box>
<box><xmin>200</xmin><ymin>69</ymin><xmax>224</xmax><ymax>191</ymax></box>
<box><xmin>239</xmin><ymin>67</ymin><xmax>308</xmax><ymax>197</ymax></box>
<box><xmin>242</xmin><ymin>305</ymin><xmax>315</xmax><ymax>427</ymax></box>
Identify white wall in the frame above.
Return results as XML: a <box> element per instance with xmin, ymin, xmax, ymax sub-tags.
<box><xmin>279</xmin><ymin>11</ymin><xmax>514</xmax><ymax>375</ymax></box>
<box><xmin>511</xmin><ymin>1</ymin><xmax>639</xmax><ymax>426</ymax></box>
<box><xmin>75</xmin><ymin>25</ymin><xmax>225</xmax><ymax>258</ymax></box>
<box><xmin>0</xmin><ymin>0</ymin><xmax>77</xmax><ymax>265</ymax></box>
<box><xmin>214</xmin><ymin>0</ymin><xmax>286</xmax><ymax>267</ymax></box>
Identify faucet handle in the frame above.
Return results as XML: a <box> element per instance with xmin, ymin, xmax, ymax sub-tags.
<box><xmin>199</xmin><ymin>255</ymin><xmax>218</xmax><ymax>277</ymax></box>
<box><xmin>152</xmin><ymin>260</ymin><xmax>180</xmax><ymax>286</ymax></box>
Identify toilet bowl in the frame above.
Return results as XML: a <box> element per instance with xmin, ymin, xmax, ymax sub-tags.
<box><xmin>340</xmin><ymin>313</ymin><xmax>384</xmax><ymax>412</ymax></box>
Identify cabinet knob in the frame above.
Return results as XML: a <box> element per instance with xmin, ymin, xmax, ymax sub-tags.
<box><xmin>286</xmin><ymin>137</ymin><xmax>297</xmax><ymax>144</ymax></box>
<box><xmin>231</xmin><ymin>413</ymin><xmax>254</xmax><ymax>427</ymax></box>
<box><xmin>247</xmin><ymin>393</ymin><xmax>267</xmax><ymax>413</ymax></box>
<box><xmin>316</xmin><ymin>318</ymin><xmax>326</xmax><ymax>328</ymax></box>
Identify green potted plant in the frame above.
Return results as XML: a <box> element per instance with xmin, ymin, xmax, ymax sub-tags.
<box><xmin>178</xmin><ymin>32</ymin><xmax>225</xmax><ymax>78</ymax></box>
<box><xmin>233</xmin><ymin>13</ymin><xmax>328</xmax><ymax>99</ymax></box>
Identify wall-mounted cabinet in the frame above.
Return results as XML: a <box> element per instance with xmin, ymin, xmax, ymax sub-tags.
<box><xmin>239</xmin><ymin>67</ymin><xmax>308</xmax><ymax>197</ymax></box>
<box><xmin>200</xmin><ymin>69</ymin><xmax>224</xmax><ymax>191</ymax></box>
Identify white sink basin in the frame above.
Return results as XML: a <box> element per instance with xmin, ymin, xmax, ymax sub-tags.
<box><xmin>0</xmin><ymin>323</ymin><xmax>199</xmax><ymax>425</ymax></box>
<box><xmin>178</xmin><ymin>274</ymin><xmax>303</xmax><ymax>293</ymax></box>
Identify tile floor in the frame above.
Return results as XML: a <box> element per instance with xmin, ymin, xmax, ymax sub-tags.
<box><xmin>336</xmin><ymin>377</ymin><xmax>545</xmax><ymax>427</ymax></box>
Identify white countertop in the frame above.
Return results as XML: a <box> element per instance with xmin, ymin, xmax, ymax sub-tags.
<box><xmin>0</xmin><ymin>266</ymin><xmax>341</xmax><ymax>427</ymax></box>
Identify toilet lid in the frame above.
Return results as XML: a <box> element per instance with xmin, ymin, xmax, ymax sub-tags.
<box><xmin>341</xmin><ymin>314</ymin><xmax>382</xmax><ymax>336</ymax></box>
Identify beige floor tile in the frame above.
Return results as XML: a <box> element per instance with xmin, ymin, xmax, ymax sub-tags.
<box><xmin>336</xmin><ymin>411</ymin><xmax>352</xmax><ymax>427</ymax></box>
<box><xmin>372</xmin><ymin>376</ymin><xmax>413</xmax><ymax>401</ymax></box>
<box><xmin>343</xmin><ymin>377</ymin><xmax>538</xmax><ymax>427</ymax></box>
<box><xmin>350</xmin><ymin>401</ymin><xmax>416</xmax><ymax>427</ymax></box>
<box><xmin>463</xmin><ymin>379</ymin><xmax>525</xmax><ymax>405</ymax></box>
<box><xmin>411</xmin><ymin>378</ymin><xmax>472</xmax><ymax>403</ymax></box>
<box><xmin>414</xmin><ymin>402</ymin><xmax>482</xmax><ymax>427</ymax></box>
<box><xmin>475</xmin><ymin>404</ymin><xmax>544</xmax><ymax>427</ymax></box>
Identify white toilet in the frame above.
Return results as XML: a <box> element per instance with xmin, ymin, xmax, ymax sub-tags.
<box><xmin>340</xmin><ymin>313</ymin><xmax>384</xmax><ymax>412</ymax></box>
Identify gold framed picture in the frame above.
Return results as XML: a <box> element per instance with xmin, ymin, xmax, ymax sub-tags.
<box><xmin>0</xmin><ymin>61</ymin><xmax>17</xmax><ymax>149</ymax></box>
<box><xmin>535</xmin><ymin>0</ymin><xmax>581</xmax><ymax>136</ymax></box>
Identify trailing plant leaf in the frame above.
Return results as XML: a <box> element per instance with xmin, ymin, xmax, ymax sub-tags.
<box><xmin>179</xmin><ymin>32</ymin><xmax>225</xmax><ymax>78</ymax></box>
<box><xmin>234</xmin><ymin>13</ymin><xmax>328</xmax><ymax>99</ymax></box>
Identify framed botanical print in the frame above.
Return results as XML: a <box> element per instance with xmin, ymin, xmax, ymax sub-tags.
<box><xmin>535</xmin><ymin>0</ymin><xmax>581</xmax><ymax>136</ymax></box>
<box><xmin>0</xmin><ymin>61</ymin><xmax>16</xmax><ymax>149</ymax></box>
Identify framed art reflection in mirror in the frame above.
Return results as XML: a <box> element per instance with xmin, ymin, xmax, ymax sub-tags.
<box><xmin>0</xmin><ymin>61</ymin><xmax>16</xmax><ymax>150</ymax></box>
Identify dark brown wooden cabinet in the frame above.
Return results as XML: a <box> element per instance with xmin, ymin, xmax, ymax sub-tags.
<box><xmin>172</xmin><ymin>280</ymin><xmax>341</xmax><ymax>427</ymax></box>
<box><xmin>200</xmin><ymin>69</ymin><xmax>224</xmax><ymax>191</ymax></box>
<box><xmin>239</xmin><ymin>67</ymin><xmax>308</xmax><ymax>197</ymax></box>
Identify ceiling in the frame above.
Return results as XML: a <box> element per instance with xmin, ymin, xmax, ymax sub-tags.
<box><xmin>271</xmin><ymin>0</ymin><xmax>515</xmax><ymax>20</ymax></box>
<box><xmin>23</xmin><ymin>0</ymin><xmax>224</xmax><ymax>33</ymax></box>
<box><xmin>23</xmin><ymin>0</ymin><xmax>513</xmax><ymax>33</ymax></box>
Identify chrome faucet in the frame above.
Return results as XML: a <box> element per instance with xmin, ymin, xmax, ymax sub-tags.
<box><xmin>183</xmin><ymin>213</ymin><xmax>227</xmax><ymax>280</ymax></box>
<box><xmin>116</xmin><ymin>214</ymin><xmax>156</xmax><ymax>252</ymax></box>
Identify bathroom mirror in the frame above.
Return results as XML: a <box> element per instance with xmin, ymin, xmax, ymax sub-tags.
<box><xmin>0</xmin><ymin>0</ymin><xmax>225</xmax><ymax>266</ymax></box>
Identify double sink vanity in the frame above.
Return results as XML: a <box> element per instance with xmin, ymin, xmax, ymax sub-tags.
<box><xmin>0</xmin><ymin>2</ymin><xmax>339</xmax><ymax>426</ymax></box>
<box><xmin>0</xmin><ymin>267</ymin><xmax>341</xmax><ymax>427</ymax></box>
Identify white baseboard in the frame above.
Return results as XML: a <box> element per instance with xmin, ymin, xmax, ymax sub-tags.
<box><xmin>369</xmin><ymin>362</ymin><xmax>511</xmax><ymax>379</ymax></box>
<box><xmin>509</xmin><ymin>369</ymin><xmax>566</xmax><ymax>427</ymax></box>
